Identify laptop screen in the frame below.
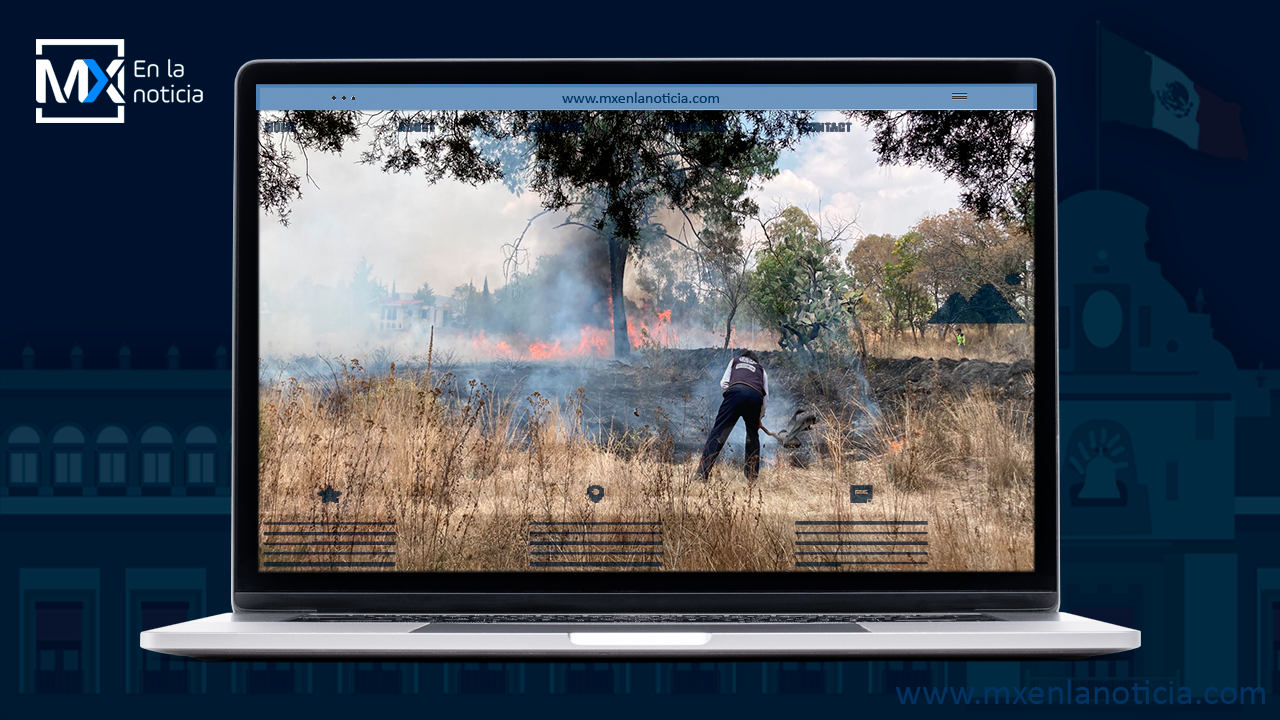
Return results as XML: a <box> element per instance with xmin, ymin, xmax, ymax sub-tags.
<box><xmin>254</xmin><ymin>83</ymin><xmax>1037</xmax><ymax>574</ymax></box>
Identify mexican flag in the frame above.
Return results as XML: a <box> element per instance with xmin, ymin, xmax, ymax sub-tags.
<box><xmin>1100</xmin><ymin>27</ymin><xmax>1247</xmax><ymax>160</ymax></box>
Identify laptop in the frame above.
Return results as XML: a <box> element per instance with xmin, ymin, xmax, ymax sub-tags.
<box><xmin>141</xmin><ymin>58</ymin><xmax>1139</xmax><ymax>658</ymax></box>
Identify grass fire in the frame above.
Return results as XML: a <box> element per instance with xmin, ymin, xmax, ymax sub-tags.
<box><xmin>258</xmin><ymin>335</ymin><xmax>1035</xmax><ymax>572</ymax></box>
<box><xmin>256</xmin><ymin>107</ymin><xmax>1038</xmax><ymax>573</ymax></box>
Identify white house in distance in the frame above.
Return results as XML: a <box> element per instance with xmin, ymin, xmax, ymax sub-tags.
<box><xmin>374</xmin><ymin>292</ymin><xmax>453</xmax><ymax>332</ymax></box>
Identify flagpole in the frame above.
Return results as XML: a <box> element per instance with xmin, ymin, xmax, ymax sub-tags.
<box><xmin>1096</xmin><ymin>20</ymin><xmax>1101</xmax><ymax>190</ymax></box>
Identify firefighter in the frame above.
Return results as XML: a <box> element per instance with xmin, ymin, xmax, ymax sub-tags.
<box><xmin>697</xmin><ymin>350</ymin><xmax>769</xmax><ymax>481</ymax></box>
<box><xmin>956</xmin><ymin>328</ymin><xmax>967</xmax><ymax>353</ymax></box>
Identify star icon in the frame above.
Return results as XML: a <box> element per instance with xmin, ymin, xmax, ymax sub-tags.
<box><xmin>318</xmin><ymin>485</ymin><xmax>342</xmax><ymax>503</ymax></box>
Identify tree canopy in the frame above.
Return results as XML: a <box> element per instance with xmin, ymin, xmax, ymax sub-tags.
<box><xmin>846</xmin><ymin>209</ymin><xmax>1033</xmax><ymax>338</ymax></box>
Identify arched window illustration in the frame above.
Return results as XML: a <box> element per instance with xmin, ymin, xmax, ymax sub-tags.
<box><xmin>96</xmin><ymin>426</ymin><xmax>129</xmax><ymax>490</ymax></box>
<box><xmin>7</xmin><ymin>425</ymin><xmax>41</xmax><ymax>488</ymax></box>
<box><xmin>140</xmin><ymin>426</ymin><xmax>173</xmax><ymax>490</ymax></box>
<box><xmin>184</xmin><ymin>426</ymin><xmax>218</xmax><ymax>490</ymax></box>
<box><xmin>51</xmin><ymin>426</ymin><xmax>86</xmax><ymax>489</ymax></box>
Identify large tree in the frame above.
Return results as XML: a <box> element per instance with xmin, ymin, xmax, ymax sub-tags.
<box><xmin>259</xmin><ymin>109</ymin><xmax>812</xmax><ymax>357</ymax></box>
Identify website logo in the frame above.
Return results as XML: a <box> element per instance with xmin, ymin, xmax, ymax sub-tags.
<box><xmin>36</xmin><ymin>39</ymin><xmax>126</xmax><ymax>123</ymax></box>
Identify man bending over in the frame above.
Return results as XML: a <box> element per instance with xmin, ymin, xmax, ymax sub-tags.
<box><xmin>696</xmin><ymin>350</ymin><xmax>769</xmax><ymax>480</ymax></box>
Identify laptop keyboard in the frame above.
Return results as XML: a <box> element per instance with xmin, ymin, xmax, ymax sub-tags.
<box><xmin>291</xmin><ymin>613</ymin><xmax>995</xmax><ymax>623</ymax></box>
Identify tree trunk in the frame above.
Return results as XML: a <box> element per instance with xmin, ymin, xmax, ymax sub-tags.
<box><xmin>608</xmin><ymin>236</ymin><xmax>630</xmax><ymax>357</ymax></box>
<box><xmin>722</xmin><ymin>303</ymin><xmax>738</xmax><ymax>349</ymax></box>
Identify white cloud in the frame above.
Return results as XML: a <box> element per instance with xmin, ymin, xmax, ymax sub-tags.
<box><xmin>752</xmin><ymin>110</ymin><xmax>963</xmax><ymax>242</ymax></box>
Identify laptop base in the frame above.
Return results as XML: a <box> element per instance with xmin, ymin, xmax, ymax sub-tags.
<box><xmin>143</xmin><ymin>612</ymin><xmax>1138</xmax><ymax>659</ymax></box>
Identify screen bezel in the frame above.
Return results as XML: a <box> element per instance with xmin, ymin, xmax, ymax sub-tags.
<box><xmin>233</xmin><ymin>58</ymin><xmax>1058</xmax><ymax>613</ymax></box>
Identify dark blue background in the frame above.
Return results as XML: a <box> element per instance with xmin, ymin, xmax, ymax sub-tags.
<box><xmin>6</xmin><ymin>1</ymin><xmax>1277</xmax><ymax>717</ymax></box>
<box><xmin>11</xmin><ymin>3</ymin><xmax>1275</xmax><ymax>370</ymax></box>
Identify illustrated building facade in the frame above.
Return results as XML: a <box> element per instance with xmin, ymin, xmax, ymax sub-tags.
<box><xmin>1052</xmin><ymin>190</ymin><xmax>1279</xmax><ymax>695</ymax></box>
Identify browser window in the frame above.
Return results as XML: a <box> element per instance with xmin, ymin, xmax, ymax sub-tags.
<box><xmin>254</xmin><ymin>84</ymin><xmax>1037</xmax><ymax>573</ymax></box>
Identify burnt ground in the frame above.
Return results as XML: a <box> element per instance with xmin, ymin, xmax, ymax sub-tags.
<box><xmin>266</xmin><ymin>347</ymin><xmax>1033</xmax><ymax>459</ymax></box>
<box><xmin>440</xmin><ymin>348</ymin><xmax>747</xmax><ymax>457</ymax></box>
<box><xmin>267</xmin><ymin>348</ymin><xmax>1029</xmax><ymax>453</ymax></box>
<box><xmin>426</xmin><ymin>349</ymin><xmax>1034</xmax><ymax>458</ymax></box>
<box><xmin>863</xmin><ymin>356</ymin><xmax>1035</xmax><ymax>411</ymax></box>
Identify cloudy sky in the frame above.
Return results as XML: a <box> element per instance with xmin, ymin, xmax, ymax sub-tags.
<box><xmin>260</xmin><ymin>110</ymin><xmax>962</xmax><ymax>296</ymax></box>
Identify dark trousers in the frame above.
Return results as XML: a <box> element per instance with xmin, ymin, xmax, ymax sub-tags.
<box><xmin>697</xmin><ymin>384</ymin><xmax>763</xmax><ymax>480</ymax></box>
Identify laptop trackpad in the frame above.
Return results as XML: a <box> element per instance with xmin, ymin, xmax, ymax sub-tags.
<box><xmin>569</xmin><ymin>632</ymin><xmax>711</xmax><ymax>646</ymax></box>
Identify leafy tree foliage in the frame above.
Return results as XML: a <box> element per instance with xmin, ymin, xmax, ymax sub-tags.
<box><xmin>258</xmin><ymin>111</ymin><xmax>362</xmax><ymax>226</ymax></box>
<box><xmin>845</xmin><ymin>233</ymin><xmax>895</xmax><ymax>326</ymax></box>
<box><xmin>846</xmin><ymin>209</ymin><xmax>1034</xmax><ymax>339</ymax></box>
<box><xmin>881</xmin><ymin>233</ymin><xmax>935</xmax><ymax>338</ymax></box>
<box><xmin>912</xmin><ymin>209</ymin><xmax>1034</xmax><ymax>324</ymax></box>
<box><xmin>749</xmin><ymin>207</ymin><xmax>859</xmax><ymax>356</ymax></box>
<box><xmin>450</xmin><ymin>281</ymin><xmax>477</xmax><ymax>328</ymax></box>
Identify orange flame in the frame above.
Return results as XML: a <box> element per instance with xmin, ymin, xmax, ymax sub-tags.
<box><xmin>471</xmin><ymin>331</ymin><xmax>513</xmax><ymax>357</ymax></box>
<box><xmin>528</xmin><ymin>339</ymin><xmax>562</xmax><ymax>360</ymax></box>
<box><xmin>468</xmin><ymin>308</ymin><xmax>678</xmax><ymax>360</ymax></box>
<box><xmin>627</xmin><ymin>308</ymin><xmax>678</xmax><ymax>348</ymax></box>
<box><xmin>573</xmin><ymin>326</ymin><xmax>611</xmax><ymax>356</ymax></box>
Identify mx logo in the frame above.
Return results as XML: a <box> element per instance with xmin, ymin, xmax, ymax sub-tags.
<box><xmin>36</xmin><ymin>39</ymin><xmax>126</xmax><ymax>123</ymax></box>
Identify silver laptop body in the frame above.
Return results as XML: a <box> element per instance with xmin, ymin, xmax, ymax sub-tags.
<box><xmin>142</xmin><ymin>57</ymin><xmax>1139</xmax><ymax>660</ymax></box>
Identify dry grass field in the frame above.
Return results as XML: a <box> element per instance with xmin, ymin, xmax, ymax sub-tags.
<box><xmin>863</xmin><ymin>326</ymin><xmax>1035</xmax><ymax>364</ymax></box>
<box><xmin>258</xmin><ymin>357</ymin><xmax>1034</xmax><ymax>573</ymax></box>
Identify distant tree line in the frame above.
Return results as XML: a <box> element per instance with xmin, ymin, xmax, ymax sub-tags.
<box><xmin>846</xmin><ymin>210</ymin><xmax>1034</xmax><ymax>340</ymax></box>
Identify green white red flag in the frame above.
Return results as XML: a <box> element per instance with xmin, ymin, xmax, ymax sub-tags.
<box><xmin>1100</xmin><ymin>27</ymin><xmax>1247</xmax><ymax>160</ymax></box>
